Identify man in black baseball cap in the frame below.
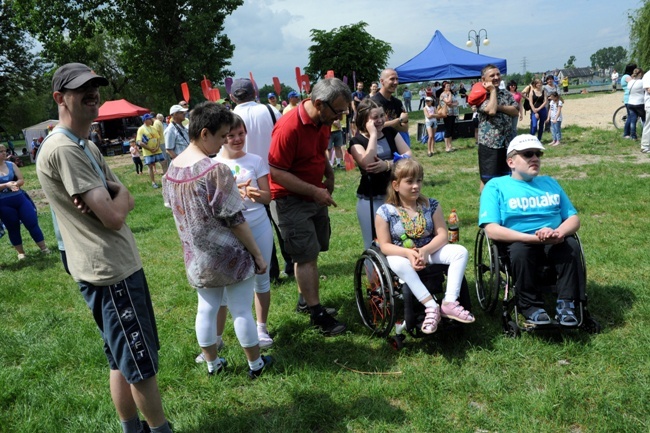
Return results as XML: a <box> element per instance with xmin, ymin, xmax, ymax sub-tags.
<box><xmin>51</xmin><ymin>62</ymin><xmax>109</xmax><ymax>92</ymax></box>
<box><xmin>39</xmin><ymin>63</ymin><xmax>174</xmax><ymax>433</ymax></box>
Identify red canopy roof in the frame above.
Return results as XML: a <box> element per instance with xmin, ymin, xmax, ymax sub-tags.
<box><xmin>95</xmin><ymin>99</ymin><xmax>149</xmax><ymax>121</ymax></box>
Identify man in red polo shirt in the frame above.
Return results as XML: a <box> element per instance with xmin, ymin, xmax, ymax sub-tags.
<box><xmin>268</xmin><ymin>78</ymin><xmax>351</xmax><ymax>336</ymax></box>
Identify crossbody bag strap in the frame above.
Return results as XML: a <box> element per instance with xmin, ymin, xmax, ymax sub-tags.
<box><xmin>39</xmin><ymin>127</ymin><xmax>108</xmax><ymax>188</ymax></box>
<box><xmin>173</xmin><ymin>122</ymin><xmax>189</xmax><ymax>145</ymax></box>
<box><xmin>265</xmin><ymin>104</ymin><xmax>277</xmax><ymax>125</ymax></box>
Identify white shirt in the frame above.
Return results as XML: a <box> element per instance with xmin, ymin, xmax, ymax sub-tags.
<box><xmin>233</xmin><ymin>101</ymin><xmax>282</xmax><ymax>160</ymax></box>
<box><xmin>642</xmin><ymin>71</ymin><xmax>650</xmax><ymax>105</ymax></box>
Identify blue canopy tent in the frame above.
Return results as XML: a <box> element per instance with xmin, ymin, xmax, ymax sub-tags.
<box><xmin>395</xmin><ymin>30</ymin><xmax>507</xmax><ymax>82</ymax></box>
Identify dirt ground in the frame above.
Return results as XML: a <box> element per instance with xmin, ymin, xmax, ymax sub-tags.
<box><xmin>518</xmin><ymin>90</ymin><xmax>623</xmax><ymax>130</ymax></box>
<box><xmin>409</xmin><ymin>90</ymin><xmax>624</xmax><ymax>135</ymax></box>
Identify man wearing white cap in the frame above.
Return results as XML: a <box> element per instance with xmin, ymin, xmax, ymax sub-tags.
<box><xmin>478</xmin><ymin>134</ymin><xmax>583</xmax><ymax>327</ymax></box>
<box><xmin>164</xmin><ymin>104</ymin><xmax>190</xmax><ymax>160</ymax></box>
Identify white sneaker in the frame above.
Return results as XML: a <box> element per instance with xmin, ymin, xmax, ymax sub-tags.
<box><xmin>258</xmin><ymin>330</ymin><xmax>274</xmax><ymax>349</ymax></box>
<box><xmin>195</xmin><ymin>339</ymin><xmax>225</xmax><ymax>363</ymax></box>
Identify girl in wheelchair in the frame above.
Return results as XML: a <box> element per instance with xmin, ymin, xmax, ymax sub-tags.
<box><xmin>375</xmin><ymin>159</ymin><xmax>475</xmax><ymax>334</ymax></box>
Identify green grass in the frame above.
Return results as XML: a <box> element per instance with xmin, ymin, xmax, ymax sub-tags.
<box><xmin>2</xmin><ymin>124</ymin><xmax>650</xmax><ymax>433</ymax></box>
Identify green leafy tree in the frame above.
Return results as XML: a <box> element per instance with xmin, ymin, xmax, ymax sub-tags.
<box><xmin>629</xmin><ymin>1</ymin><xmax>650</xmax><ymax>69</ymax></box>
<box><xmin>589</xmin><ymin>46</ymin><xmax>627</xmax><ymax>69</ymax></box>
<box><xmin>305</xmin><ymin>22</ymin><xmax>392</xmax><ymax>90</ymax></box>
<box><xmin>257</xmin><ymin>83</ymin><xmax>297</xmax><ymax>104</ymax></box>
<box><xmin>11</xmin><ymin>0</ymin><xmax>242</xmax><ymax>110</ymax></box>
<box><xmin>564</xmin><ymin>55</ymin><xmax>577</xmax><ymax>69</ymax></box>
<box><xmin>0</xmin><ymin>1</ymin><xmax>46</xmax><ymax>133</ymax></box>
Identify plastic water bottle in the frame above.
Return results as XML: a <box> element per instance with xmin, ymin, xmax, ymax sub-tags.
<box><xmin>447</xmin><ymin>209</ymin><xmax>459</xmax><ymax>243</ymax></box>
<box><xmin>400</xmin><ymin>234</ymin><xmax>415</xmax><ymax>249</ymax></box>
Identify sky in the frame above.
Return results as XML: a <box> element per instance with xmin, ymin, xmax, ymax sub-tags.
<box><xmin>223</xmin><ymin>0</ymin><xmax>641</xmax><ymax>89</ymax></box>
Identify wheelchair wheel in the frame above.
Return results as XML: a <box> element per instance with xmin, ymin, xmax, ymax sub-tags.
<box><xmin>581</xmin><ymin>315</ymin><xmax>602</xmax><ymax>334</ymax></box>
<box><xmin>474</xmin><ymin>229</ymin><xmax>502</xmax><ymax>312</ymax></box>
<box><xmin>354</xmin><ymin>247</ymin><xmax>396</xmax><ymax>338</ymax></box>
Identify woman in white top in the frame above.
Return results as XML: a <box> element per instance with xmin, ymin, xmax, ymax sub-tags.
<box><xmin>626</xmin><ymin>68</ymin><xmax>646</xmax><ymax>140</ymax></box>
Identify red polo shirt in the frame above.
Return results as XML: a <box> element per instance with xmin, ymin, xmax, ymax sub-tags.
<box><xmin>268</xmin><ymin>100</ymin><xmax>330</xmax><ymax>200</ymax></box>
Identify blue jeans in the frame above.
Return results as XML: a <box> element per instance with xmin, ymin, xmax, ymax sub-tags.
<box><xmin>551</xmin><ymin>121</ymin><xmax>562</xmax><ymax>142</ymax></box>
<box><xmin>530</xmin><ymin>107</ymin><xmax>548</xmax><ymax>140</ymax></box>
<box><xmin>627</xmin><ymin>104</ymin><xmax>645</xmax><ymax>139</ymax></box>
<box><xmin>624</xmin><ymin>104</ymin><xmax>637</xmax><ymax>139</ymax></box>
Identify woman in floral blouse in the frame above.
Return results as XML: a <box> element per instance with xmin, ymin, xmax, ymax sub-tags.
<box><xmin>163</xmin><ymin>102</ymin><xmax>273</xmax><ymax>379</ymax></box>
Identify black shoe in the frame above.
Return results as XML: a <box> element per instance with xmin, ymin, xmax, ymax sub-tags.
<box><xmin>296</xmin><ymin>301</ymin><xmax>338</xmax><ymax>316</ymax></box>
<box><xmin>310</xmin><ymin>310</ymin><xmax>347</xmax><ymax>336</ymax></box>
<box><xmin>248</xmin><ymin>355</ymin><xmax>274</xmax><ymax>379</ymax></box>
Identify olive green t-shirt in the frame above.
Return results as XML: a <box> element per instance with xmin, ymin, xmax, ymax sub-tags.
<box><xmin>36</xmin><ymin>133</ymin><xmax>142</xmax><ymax>285</ymax></box>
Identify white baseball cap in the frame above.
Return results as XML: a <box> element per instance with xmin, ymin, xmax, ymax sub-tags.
<box><xmin>170</xmin><ymin>104</ymin><xmax>189</xmax><ymax>115</ymax></box>
<box><xmin>507</xmin><ymin>134</ymin><xmax>545</xmax><ymax>155</ymax></box>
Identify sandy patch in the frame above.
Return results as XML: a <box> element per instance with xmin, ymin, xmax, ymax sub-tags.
<box><xmin>409</xmin><ymin>91</ymin><xmax>624</xmax><ymax>134</ymax></box>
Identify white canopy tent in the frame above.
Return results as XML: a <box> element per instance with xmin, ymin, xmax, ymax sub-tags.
<box><xmin>22</xmin><ymin>120</ymin><xmax>58</xmax><ymax>150</ymax></box>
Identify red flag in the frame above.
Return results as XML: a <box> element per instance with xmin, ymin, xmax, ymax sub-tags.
<box><xmin>295</xmin><ymin>67</ymin><xmax>302</xmax><ymax>92</ymax></box>
<box><xmin>201</xmin><ymin>75</ymin><xmax>212</xmax><ymax>100</ymax></box>
<box><xmin>301</xmin><ymin>74</ymin><xmax>311</xmax><ymax>94</ymax></box>
<box><xmin>273</xmin><ymin>77</ymin><xmax>281</xmax><ymax>97</ymax></box>
<box><xmin>181</xmin><ymin>82</ymin><xmax>190</xmax><ymax>102</ymax></box>
<box><xmin>249</xmin><ymin>72</ymin><xmax>259</xmax><ymax>98</ymax></box>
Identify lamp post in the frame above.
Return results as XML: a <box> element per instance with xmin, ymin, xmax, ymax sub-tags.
<box><xmin>466</xmin><ymin>29</ymin><xmax>489</xmax><ymax>54</ymax></box>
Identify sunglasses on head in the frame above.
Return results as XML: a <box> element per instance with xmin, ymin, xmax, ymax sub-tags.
<box><xmin>517</xmin><ymin>150</ymin><xmax>543</xmax><ymax>158</ymax></box>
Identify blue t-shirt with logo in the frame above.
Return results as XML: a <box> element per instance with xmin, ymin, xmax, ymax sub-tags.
<box><xmin>478</xmin><ymin>175</ymin><xmax>577</xmax><ymax>234</ymax></box>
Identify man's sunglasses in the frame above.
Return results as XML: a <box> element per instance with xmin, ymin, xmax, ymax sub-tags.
<box><xmin>517</xmin><ymin>150</ymin><xmax>543</xmax><ymax>158</ymax></box>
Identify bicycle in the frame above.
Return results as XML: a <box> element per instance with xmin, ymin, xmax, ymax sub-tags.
<box><xmin>613</xmin><ymin>104</ymin><xmax>644</xmax><ymax>132</ymax></box>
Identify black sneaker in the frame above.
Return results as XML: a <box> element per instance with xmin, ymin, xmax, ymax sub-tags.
<box><xmin>248</xmin><ymin>355</ymin><xmax>274</xmax><ymax>380</ymax></box>
<box><xmin>296</xmin><ymin>302</ymin><xmax>338</xmax><ymax>316</ymax></box>
<box><xmin>310</xmin><ymin>310</ymin><xmax>347</xmax><ymax>336</ymax></box>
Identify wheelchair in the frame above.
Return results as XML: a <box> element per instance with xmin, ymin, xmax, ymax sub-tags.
<box><xmin>473</xmin><ymin>227</ymin><xmax>601</xmax><ymax>337</ymax></box>
<box><xmin>354</xmin><ymin>244</ymin><xmax>472</xmax><ymax>350</ymax></box>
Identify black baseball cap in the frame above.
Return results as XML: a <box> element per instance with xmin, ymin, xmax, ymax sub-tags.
<box><xmin>52</xmin><ymin>63</ymin><xmax>109</xmax><ymax>92</ymax></box>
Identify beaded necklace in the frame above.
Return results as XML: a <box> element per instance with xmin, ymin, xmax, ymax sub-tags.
<box><xmin>397</xmin><ymin>205</ymin><xmax>426</xmax><ymax>238</ymax></box>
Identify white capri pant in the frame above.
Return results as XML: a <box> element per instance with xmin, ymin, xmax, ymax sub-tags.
<box><xmin>219</xmin><ymin>215</ymin><xmax>274</xmax><ymax>309</ymax></box>
<box><xmin>196</xmin><ymin>277</ymin><xmax>258</xmax><ymax>348</ymax></box>
<box><xmin>251</xmin><ymin>216</ymin><xmax>273</xmax><ymax>294</ymax></box>
<box><xmin>387</xmin><ymin>243</ymin><xmax>468</xmax><ymax>304</ymax></box>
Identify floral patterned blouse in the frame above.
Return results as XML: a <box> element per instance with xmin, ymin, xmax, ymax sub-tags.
<box><xmin>377</xmin><ymin>198</ymin><xmax>439</xmax><ymax>249</ymax></box>
<box><xmin>477</xmin><ymin>89</ymin><xmax>517</xmax><ymax>149</ymax></box>
<box><xmin>163</xmin><ymin>158</ymin><xmax>254</xmax><ymax>288</ymax></box>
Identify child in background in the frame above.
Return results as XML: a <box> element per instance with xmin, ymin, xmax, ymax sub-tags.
<box><xmin>129</xmin><ymin>139</ymin><xmax>143</xmax><ymax>174</ymax></box>
<box><xmin>546</xmin><ymin>92</ymin><xmax>563</xmax><ymax>146</ymax></box>
<box><xmin>375</xmin><ymin>159</ymin><xmax>475</xmax><ymax>334</ymax></box>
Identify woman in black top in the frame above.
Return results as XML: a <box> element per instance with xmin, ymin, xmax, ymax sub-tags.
<box><xmin>348</xmin><ymin>99</ymin><xmax>411</xmax><ymax>249</ymax></box>
<box><xmin>527</xmin><ymin>78</ymin><xmax>548</xmax><ymax>140</ymax></box>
